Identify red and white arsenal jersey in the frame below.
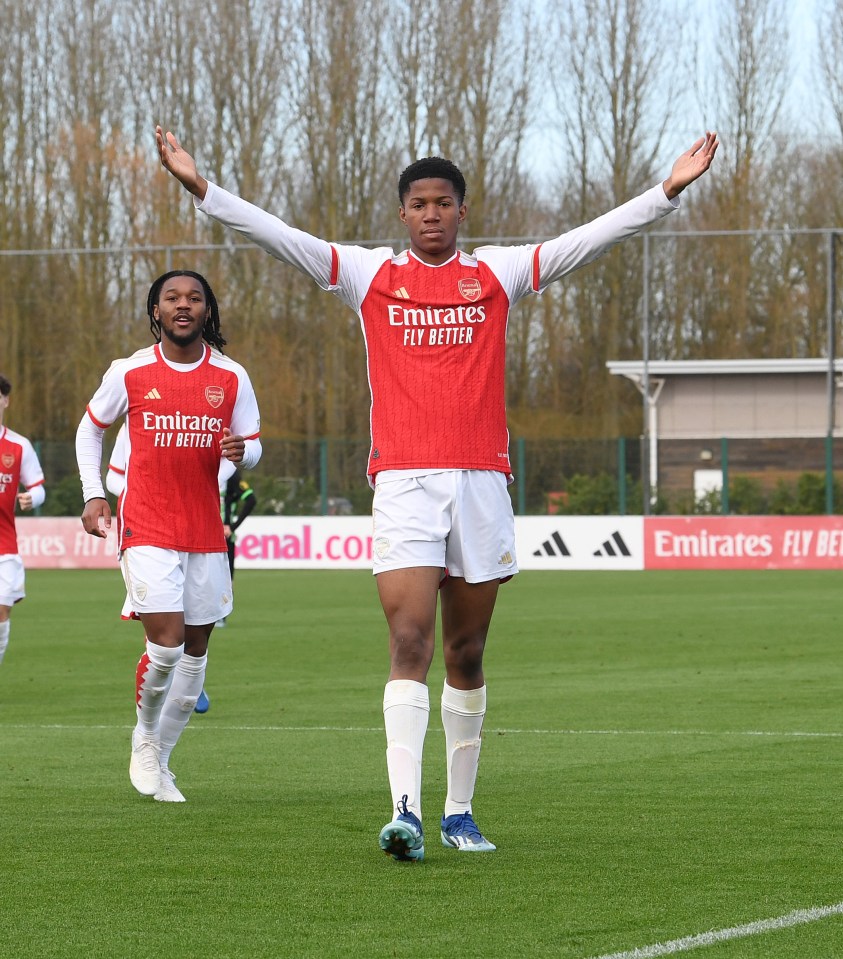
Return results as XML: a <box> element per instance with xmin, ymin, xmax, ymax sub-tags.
<box><xmin>199</xmin><ymin>180</ymin><xmax>677</xmax><ymax>477</ymax></box>
<box><xmin>0</xmin><ymin>426</ymin><xmax>45</xmax><ymax>555</ymax></box>
<box><xmin>85</xmin><ymin>344</ymin><xmax>260</xmax><ymax>552</ymax></box>
<box><xmin>355</xmin><ymin>250</ymin><xmax>518</xmax><ymax>473</ymax></box>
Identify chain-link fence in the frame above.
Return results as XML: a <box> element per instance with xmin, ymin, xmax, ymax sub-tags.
<box><xmin>5</xmin><ymin>227</ymin><xmax>842</xmax><ymax>516</ymax></box>
<box><xmin>33</xmin><ymin>434</ymin><xmax>843</xmax><ymax>518</ymax></box>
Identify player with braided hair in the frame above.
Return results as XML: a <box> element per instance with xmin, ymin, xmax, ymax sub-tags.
<box><xmin>76</xmin><ymin>270</ymin><xmax>261</xmax><ymax>802</ymax></box>
<box><xmin>146</xmin><ymin>269</ymin><xmax>227</xmax><ymax>353</ymax></box>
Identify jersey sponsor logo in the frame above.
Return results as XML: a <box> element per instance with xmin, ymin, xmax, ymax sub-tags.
<box><xmin>141</xmin><ymin>411</ymin><xmax>223</xmax><ymax>432</ymax></box>
<box><xmin>387</xmin><ymin>304</ymin><xmax>486</xmax><ymax>327</ymax></box>
<box><xmin>205</xmin><ymin>386</ymin><xmax>225</xmax><ymax>408</ymax></box>
<box><xmin>140</xmin><ymin>410</ymin><xmax>223</xmax><ymax>449</ymax></box>
<box><xmin>393</xmin><ymin>286</ymin><xmax>410</xmax><ymax>299</ymax></box>
<box><xmin>458</xmin><ymin>278</ymin><xmax>482</xmax><ymax>302</ymax></box>
<box><xmin>1</xmin><ymin>454</ymin><xmax>14</xmax><ymax>469</ymax></box>
<box><xmin>144</xmin><ymin>388</ymin><xmax>162</xmax><ymax>400</ymax></box>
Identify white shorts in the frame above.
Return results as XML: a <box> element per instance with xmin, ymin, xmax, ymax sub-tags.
<box><xmin>120</xmin><ymin>546</ymin><xmax>233</xmax><ymax>625</ymax></box>
<box><xmin>372</xmin><ymin>470</ymin><xmax>518</xmax><ymax>583</ymax></box>
<box><xmin>0</xmin><ymin>555</ymin><xmax>25</xmax><ymax>607</ymax></box>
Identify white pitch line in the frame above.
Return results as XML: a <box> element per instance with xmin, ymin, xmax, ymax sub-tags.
<box><xmin>3</xmin><ymin>723</ymin><xmax>843</xmax><ymax>737</ymax></box>
<box><xmin>585</xmin><ymin>901</ymin><xmax>843</xmax><ymax>959</ymax></box>
<box><xmin>491</xmin><ymin>728</ymin><xmax>843</xmax><ymax>738</ymax></box>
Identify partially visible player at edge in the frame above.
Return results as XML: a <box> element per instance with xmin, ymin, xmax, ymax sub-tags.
<box><xmin>0</xmin><ymin>375</ymin><xmax>46</xmax><ymax>670</ymax></box>
<box><xmin>216</xmin><ymin>467</ymin><xmax>257</xmax><ymax>632</ymax></box>
<box><xmin>156</xmin><ymin>125</ymin><xmax>718</xmax><ymax>858</ymax></box>
<box><xmin>76</xmin><ymin>271</ymin><xmax>261</xmax><ymax>802</ymax></box>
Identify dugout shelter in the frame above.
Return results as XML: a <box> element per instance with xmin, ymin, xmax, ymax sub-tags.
<box><xmin>606</xmin><ymin>358</ymin><xmax>843</xmax><ymax>502</ymax></box>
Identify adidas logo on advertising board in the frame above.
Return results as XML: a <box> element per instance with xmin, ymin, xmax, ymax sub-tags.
<box><xmin>525</xmin><ymin>522</ymin><xmax>638</xmax><ymax>567</ymax></box>
<box><xmin>593</xmin><ymin>531</ymin><xmax>631</xmax><ymax>557</ymax></box>
<box><xmin>533</xmin><ymin>531</ymin><xmax>571</xmax><ymax>557</ymax></box>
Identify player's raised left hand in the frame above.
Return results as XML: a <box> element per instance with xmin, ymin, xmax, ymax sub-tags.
<box><xmin>662</xmin><ymin>132</ymin><xmax>719</xmax><ymax>199</ymax></box>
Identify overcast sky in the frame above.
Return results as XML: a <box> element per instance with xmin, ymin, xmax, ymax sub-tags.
<box><xmin>527</xmin><ymin>0</ymin><xmax>834</xmax><ymax>185</ymax></box>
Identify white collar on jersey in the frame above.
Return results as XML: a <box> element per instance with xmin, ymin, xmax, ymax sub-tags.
<box><xmin>407</xmin><ymin>249</ymin><xmax>460</xmax><ymax>268</ymax></box>
<box><xmin>156</xmin><ymin>342</ymin><xmax>208</xmax><ymax>372</ymax></box>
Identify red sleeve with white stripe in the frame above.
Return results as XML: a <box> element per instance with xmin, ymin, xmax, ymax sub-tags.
<box><xmin>19</xmin><ymin>436</ymin><xmax>45</xmax><ymax>492</ymax></box>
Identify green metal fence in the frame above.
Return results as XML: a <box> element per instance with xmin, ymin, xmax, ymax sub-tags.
<box><xmin>31</xmin><ymin>434</ymin><xmax>843</xmax><ymax>517</ymax></box>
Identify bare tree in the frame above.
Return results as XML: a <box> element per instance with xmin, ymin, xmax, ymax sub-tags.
<box><xmin>389</xmin><ymin>0</ymin><xmax>536</xmax><ymax>238</ymax></box>
<box><xmin>711</xmin><ymin>0</ymin><xmax>789</xmax><ymax>197</ymax></box>
<box><xmin>280</xmin><ymin>0</ymin><xmax>393</xmax><ymax>445</ymax></box>
<box><xmin>0</xmin><ymin>0</ymin><xmax>55</xmax><ymax>434</ymax></box>
<box><xmin>817</xmin><ymin>0</ymin><xmax>843</xmax><ymax>223</ymax></box>
<box><xmin>818</xmin><ymin>0</ymin><xmax>843</xmax><ymax>140</ymax></box>
<box><xmin>675</xmin><ymin>0</ymin><xmax>790</xmax><ymax>365</ymax></box>
<box><xmin>531</xmin><ymin>0</ymin><xmax>678</xmax><ymax>436</ymax></box>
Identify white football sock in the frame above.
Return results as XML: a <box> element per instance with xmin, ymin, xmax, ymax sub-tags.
<box><xmin>158</xmin><ymin>653</ymin><xmax>207</xmax><ymax>769</ymax></box>
<box><xmin>134</xmin><ymin>639</ymin><xmax>183</xmax><ymax>738</ymax></box>
<box><xmin>0</xmin><ymin>620</ymin><xmax>9</xmax><ymax>665</ymax></box>
<box><xmin>383</xmin><ymin>679</ymin><xmax>429</xmax><ymax>820</ymax></box>
<box><xmin>441</xmin><ymin>682</ymin><xmax>486</xmax><ymax>818</ymax></box>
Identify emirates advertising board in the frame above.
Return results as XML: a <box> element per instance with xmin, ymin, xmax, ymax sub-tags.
<box><xmin>643</xmin><ymin>515</ymin><xmax>843</xmax><ymax>570</ymax></box>
<box><xmin>14</xmin><ymin>515</ymin><xmax>843</xmax><ymax>571</ymax></box>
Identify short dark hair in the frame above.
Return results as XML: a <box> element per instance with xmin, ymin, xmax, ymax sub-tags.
<box><xmin>0</xmin><ymin>375</ymin><xmax>11</xmax><ymax>397</ymax></box>
<box><xmin>398</xmin><ymin>157</ymin><xmax>467</xmax><ymax>205</ymax></box>
<box><xmin>146</xmin><ymin>270</ymin><xmax>227</xmax><ymax>352</ymax></box>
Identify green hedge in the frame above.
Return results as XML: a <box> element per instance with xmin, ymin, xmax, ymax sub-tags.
<box><xmin>546</xmin><ymin>471</ymin><xmax>842</xmax><ymax>516</ymax></box>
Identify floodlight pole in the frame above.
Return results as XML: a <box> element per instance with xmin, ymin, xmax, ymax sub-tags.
<box><xmin>642</xmin><ymin>234</ymin><xmax>651</xmax><ymax>515</ymax></box>
<box><xmin>827</xmin><ymin>232</ymin><xmax>838</xmax><ymax>514</ymax></box>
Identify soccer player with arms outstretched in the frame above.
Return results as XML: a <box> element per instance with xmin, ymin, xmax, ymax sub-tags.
<box><xmin>156</xmin><ymin>127</ymin><xmax>717</xmax><ymax>857</ymax></box>
<box><xmin>0</xmin><ymin>375</ymin><xmax>46</xmax><ymax>670</ymax></box>
<box><xmin>76</xmin><ymin>271</ymin><xmax>261</xmax><ymax>802</ymax></box>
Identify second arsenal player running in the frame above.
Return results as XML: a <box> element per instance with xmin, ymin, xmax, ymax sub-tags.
<box><xmin>76</xmin><ymin>270</ymin><xmax>261</xmax><ymax>803</ymax></box>
<box><xmin>156</xmin><ymin>126</ymin><xmax>718</xmax><ymax>857</ymax></box>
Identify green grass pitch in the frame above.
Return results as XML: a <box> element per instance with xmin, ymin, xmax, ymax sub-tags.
<box><xmin>2</xmin><ymin>568</ymin><xmax>843</xmax><ymax>958</ymax></box>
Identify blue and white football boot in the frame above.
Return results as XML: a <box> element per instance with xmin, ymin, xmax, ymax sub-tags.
<box><xmin>440</xmin><ymin>812</ymin><xmax>496</xmax><ymax>852</ymax></box>
<box><xmin>379</xmin><ymin>795</ymin><xmax>425</xmax><ymax>862</ymax></box>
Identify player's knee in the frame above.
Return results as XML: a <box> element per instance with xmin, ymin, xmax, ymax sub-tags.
<box><xmin>445</xmin><ymin>633</ymin><xmax>486</xmax><ymax>671</ymax></box>
<box><xmin>390</xmin><ymin>626</ymin><xmax>433</xmax><ymax>669</ymax></box>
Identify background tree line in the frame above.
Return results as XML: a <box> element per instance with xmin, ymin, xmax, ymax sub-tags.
<box><xmin>1</xmin><ymin>0</ymin><xmax>841</xmax><ymax>466</ymax></box>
